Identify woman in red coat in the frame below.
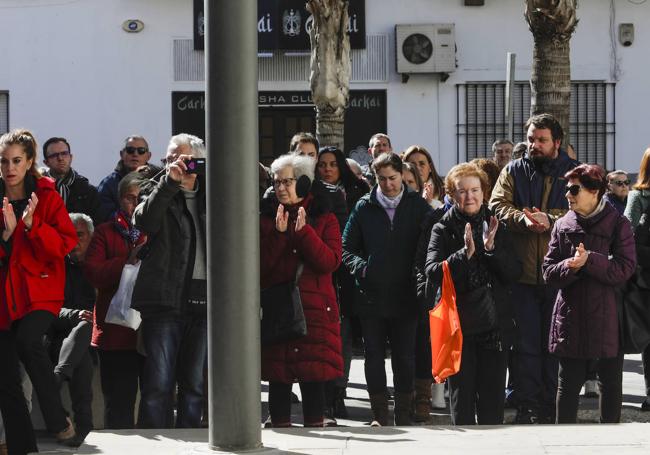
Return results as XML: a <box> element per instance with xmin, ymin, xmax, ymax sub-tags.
<box><xmin>261</xmin><ymin>154</ymin><xmax>343</xmax><ymax>427</ymax></box>
<box><xmin>0</xmin><ymin>129</ymin><xmax>77</xmax><ymax>451</ymax></box>
<box><xmin>84</xmin><ymin>172</ymin><xmax>146</xmax><ymax>429</ymax></box>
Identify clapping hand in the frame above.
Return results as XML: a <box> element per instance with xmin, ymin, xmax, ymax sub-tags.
<box><xmin>22</xmin><ymin>192</ymin><xmax>39</xmax><ymax>230</ymax></box>
<box><xmin>275</xmin><ymin>204</ymin><xmax>289</xmax><ymax>232</ymax></box>
<box><xmin>523</xmin><ymin>207</ymin><xmax>550</xmax><ymax>233</ymax></box>
<box><xmin>295</xmin><ymin>207</ymin><xmax>306</xmax><ymax>232</ymax></box>
<box><xmin>2</xmin><ymin>197</ymin><xmax>16</xmax><ymax>241</ymax></box>
<box><xmin>483</xmin><ymin>216</ymin><xmax>499</xmax><ymax>251</ymax></box>
<box><xmin>567</xmin><ymin>242</ymin><xmax>589</xmax><ymax>270</ymax></box>
<box><xmin>422</xmin><ymin>182</ymin><xmax>435</xmax><ymax>204</ymax></box>
<box><xmin>464</xmin><ymin>223</ymin><xmax>475</xmax><ymax>259</ymax></box>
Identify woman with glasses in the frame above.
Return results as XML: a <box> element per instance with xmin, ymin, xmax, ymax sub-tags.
<box><xmin>0</xmin><ymin>129</ymin><xmax>78</xmax><ymax>452</ymax></box>
<box><xmin>84</xmin><ymin>172</ymin><xmax>147</xmax><ymax>429</ymax></box>
<box><xmin>543</xmin><ymin>164</ymin><xmax>636</xmax><ymax>423</ymax></box>
<box><xmin>260</xmin><ymin>154</ymin><xmax>343</xmax><ymax>427</ymax></box>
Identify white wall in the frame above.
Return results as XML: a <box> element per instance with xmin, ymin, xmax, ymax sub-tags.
<box><xmin>0</xmin><ymin>0</ymin><xmax>649</xmax><ymax>183</ymax></box>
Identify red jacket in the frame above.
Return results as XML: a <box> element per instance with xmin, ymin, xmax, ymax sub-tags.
<box><xmin>0</xmin><ymin>177</ymin><xmax>77</xmax><ymax>330</ymax></box>
<box><xmin>84</xmin><ymin>220</ymin><xmax>140</xmax><ymax>351</ymax></box>
<box><xmin>260</xmin><ymin>194</ymin><xmax>343</xmax><ymax>383</ymax></box>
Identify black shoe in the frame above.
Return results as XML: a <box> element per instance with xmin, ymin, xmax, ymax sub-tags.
<box><xmin>63</xmin><ymin>427</ymin><xmax>91</xmax><ymax>448</ymax></box>
<box><xmin>514</xmin><ymin>407</ymin><xmax>539</xmax><ymax>424</ymax></box>
<box><xmin>332</xmin><ymin>388</ymin><xmax>349</xmax><ymax>419</ymax></box>
<box><xmin>641</xmin><ymin>398</ymin><xmax>650</xmax><ymax>412</ymax></box>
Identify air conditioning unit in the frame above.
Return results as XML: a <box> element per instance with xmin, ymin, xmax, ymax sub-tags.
<box><xmin>395</xmin><ymin>24</ymin><xmax>456</xmax><ymax>75</ymax></box>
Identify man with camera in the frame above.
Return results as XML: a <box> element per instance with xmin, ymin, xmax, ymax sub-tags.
<box><xmin>131</xmin><ymin>133</ymin><xmax>207</xmax><ymax>429</ymax></box>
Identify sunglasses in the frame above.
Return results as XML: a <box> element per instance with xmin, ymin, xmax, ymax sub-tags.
<box><xmin>124</xmin><ymin>146</ymin><xmax>148</xmax><ymax>155</ymax></box>
<box><xmin>611</xmin><ymin>179</ymin><xmax>630</xmax><ymax>187</ymax></box>
<box><xmin>565</xmin><ymin>184</ymin><xmax>582</xmax><ymax>196</ymax></box>
<box><xmin>45</xmin><ymin>150</ymin><xmax>70</xmax><ymax>160</ymax></box>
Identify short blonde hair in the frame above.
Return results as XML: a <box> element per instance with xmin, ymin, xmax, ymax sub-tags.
<box><xmin>444</xmin><ymin>163</ymin><xmax>490</xmax><ymax>200</ymax></box>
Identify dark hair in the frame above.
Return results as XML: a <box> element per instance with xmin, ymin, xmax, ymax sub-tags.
<box><xmin>0</xmin><ymin>128</ymin><xmax>42</xmax><ymax>178</ymax></box>
<box><xmin>470</xmin><ymin>158</ymin><xmax>501</xmax><ymax>200</ymax></box>
<box><xmin>402</xmin><ymin>145</ymin><xmax>444</xmax><ymax>200</ymax></box>
<box><xmin>372</xmin><ymin>152</ymin><xmax>402</xmax><ymax>174</ymax></box>
<box><xmin>512</xmin><ymin>141</ymin><xmax>528</xmax><ymax>159</ymax></box>
<box><xmin>316</xmin><ymin>146</ymin><xmax>365</xmax><ymax>191</ymax></box>
<box><xmin>118</xmin><ymin>171</ymin><xmax>145</xmax><ymax>199</ymax></box>
<box><xmin>524</xmin><ymin>113</ymin><xmax>564</xmax><ymax>143</ymax></box>
<box><xmin>491</xmin><ymin>139</ymin><xmax>513</xmax><ymax>153</ymax></box>
<box><xmin>564</xmin><ymin>164</ymin><xmax>607</xmax><ymax>200</ymax></box>
<box><xmin>43</xmin><ymin>137</ymin><xmax>71</xmax><ymax>158</ymax></box>
<box><xmin>289</xmin><ymin>132</ymin><xmax>319</xmax><ymax>153</ymax></box>
<box><xmin>401</xmin><ymin>161</ymin><xmax>424</xmax><ymax>193</ymax></box>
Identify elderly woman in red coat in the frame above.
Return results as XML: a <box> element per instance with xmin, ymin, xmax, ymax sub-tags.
<box><xmin>0</xmin><ymin>129</ymin><xmax>77</xmax><ymax>452</ymax></box>
<box><xmin>543</xmin><ymin>164</ymin><xmax>636</xmax><ymax>424</ymax></box>
<box><xmin>260</xmin><ymin>153</ymin><xmax>343</xmax><ymax>428</ymax></box>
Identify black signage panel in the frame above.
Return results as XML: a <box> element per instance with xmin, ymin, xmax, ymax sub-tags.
<box><xmin>172</xmin><ymin>90</ymin><xmax>385</xmax><ymax>159</ymax></box>
<box><xmin>194</xmin><ymin>0</ymin><xmax>365</xmax><ymax>51</ymax></box>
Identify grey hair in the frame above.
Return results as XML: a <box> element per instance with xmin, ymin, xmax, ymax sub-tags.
<box><xmin>168</xmin><ymin>133</ymin><xmax>206</xmax><ymax>158</ymax></box>
<box><xmin>270</xmin><ymin>154</ymin><xmax>315</xmax><ymax>183</ymax></box>
<box><xmin>492</xmin><ymin>139</ymin><xmax>513</xmax><ymax>153</ymax></box>
<box><xmin>69</xmin><ymin>212</ymin><xmax>94</xmax><ymax>234</ymax></box>
<box><xmin>123</xmin><ymin>134</ymin><xmax>149</xmax><ymax>150</ymax></box>
<box><xmin>118</xmin><ymin>171</ymin><xmax>145</xmax><ymax>199</ymax></box>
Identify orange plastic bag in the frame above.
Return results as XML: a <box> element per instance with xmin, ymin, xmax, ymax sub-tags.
<box><xmin>429</xmin><ymin>261</ymin><xmax>463</xmax><ymax>383</ymax></box>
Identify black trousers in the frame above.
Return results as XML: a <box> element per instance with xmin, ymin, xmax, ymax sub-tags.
<box><xmin>98</xmin><ymin>349</ymin><xmax>143</xmax><ymax>429</ymax></box>
<box><xmin>0</xmin><ymin>330</ymin><xmax>38</xmax><ymax>455</ymax></box>
<box><xmin>447</xmin><ymin>335</ymin><xmax>508</xmax><ymax>425</ymax></box>
<box><xmin>415</xmin><ymin>316</ymin><xmax>433</xmax><ymax>380</ymax></box>
<box><xmin>643</xmin><ymin>344</ymin><xmax>650</xmax><ymax>397</ymax></box>
<box><xmin>268</xmin><ymin>381</ymin><xmax>324</xmax><ymax>427</ymax></box>
<box><xmin>556</xmin><ymin>353</ymin><xmax>624</xmax><ymax>423</ymax></box>
<box><xmin>50</xmin><ymin>318</ymin><xmax>94</xmax><ymax>432</ymax></box>
<box><xmin>13</xmin><ymin>310</ymin><xmax>68</xmax><ymax>433</ymax></box>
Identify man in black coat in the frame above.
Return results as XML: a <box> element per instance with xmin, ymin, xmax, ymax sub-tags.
<box><xmin>42</xmin><ymin>137</ymin><xmax>105</xmax><ymax>223</ymax></box>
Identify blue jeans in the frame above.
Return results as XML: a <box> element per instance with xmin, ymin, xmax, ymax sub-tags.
<box><xmin>138</xmin><ymin>315</ymin><xmax>207</xmax><ymax>428</ymax></box>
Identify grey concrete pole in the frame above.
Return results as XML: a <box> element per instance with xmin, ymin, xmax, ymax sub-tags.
<box><xmin>205</xmin><ymin>0</ymin><xmax>261</xmax><ymax>451</ymax></box>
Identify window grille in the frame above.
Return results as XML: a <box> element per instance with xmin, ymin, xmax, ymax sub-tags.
<box><xmin>0</xmin><ymin>92</ymin><xmax>8</xmax><ymax>134</ymax></box>
<box><xmin>456</xmin><ymin>82</ymin><xmax>615</xmax><ymax>167</ymax></box>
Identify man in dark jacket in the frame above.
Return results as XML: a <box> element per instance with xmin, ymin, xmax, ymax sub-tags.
<box><xmin>42</xmin><ymin>137</ymin><xmax>104</xmax><ymax>223</ymax></box>
<box><xmin>98</xmin><ymin>135</ymin><xmax>152</xmax><ymax>220</ymax></box>
<box><xmin>342</xmin><ymin>153</ymin><xmax>431</xmax><ymax>426</ymax></box>
<box><xmin>132</xmin><ymin>133</ymin><xmax>207</xmax><ymax>429</ymax></box>
<box><xmin>489</xmin><ymin>114</ymin><xmax>579</xmax><ymax>424</ymax></box>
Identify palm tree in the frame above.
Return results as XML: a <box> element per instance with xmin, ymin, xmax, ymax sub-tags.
<box><xmin>306</xmin><ymin>0</ymin><xmax>351</xmax><ymax>150</ymax></box>
<box><xmin>524</xmin><ymin>0</ymin><xmax>578</xmax><ymax>145</ymax></box>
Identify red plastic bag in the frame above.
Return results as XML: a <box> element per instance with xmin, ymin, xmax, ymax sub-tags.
<box><xmin>429</xmin><ymin>261</ymin><xmax>463</xmax><ymax>383</ymax></box>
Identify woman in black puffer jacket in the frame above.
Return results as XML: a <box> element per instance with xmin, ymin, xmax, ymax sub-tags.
<box><xmin>425</xmin><ymin>163</ymin><xmax>521</xmax><ymax>425</ymax></box>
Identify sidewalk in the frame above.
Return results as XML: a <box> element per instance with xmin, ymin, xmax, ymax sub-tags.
<box><xmin>33</xmin><ymin>354</ymin><xmax>650</xmax><ymax>454</ymax></box>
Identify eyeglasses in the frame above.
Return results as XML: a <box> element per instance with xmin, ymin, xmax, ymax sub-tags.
<box><xmin>273</xmin><ymin>178</ymin><xmax>296</xmax><ymax>188</ymax></box>
<box><xmin>565</xmin><ymin>184</ymin><xmax>582</xmax><ymax>196</ymax></box>
<box><xmin>124</xmin><ymin>146</ymin><xmax>148</xmax><ymax>155</ymax></box>
<box><xmin>45</xmin><ymin>150</ymin><xmax>70</xmax><ymax>160</ymax></box>
<box><xmin>611</xmin><ymin>179</ymin><xmax>630</xmax><ymax>187</ymax></box>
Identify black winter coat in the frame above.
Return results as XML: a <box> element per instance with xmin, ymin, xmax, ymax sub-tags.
<box><xmin>342</xmin><ymin>185</ymin><xmax>432</xmax><ymax>318</ymax></box>
<box><xmin>425</xmin><ymin>205</ymin><xmax>521</xmax><ymax>336</ymax></box>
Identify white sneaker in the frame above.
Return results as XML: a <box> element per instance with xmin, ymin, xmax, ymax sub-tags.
<box><xmin>583</xmin><ymin>379</ymin><xmax>599</xmax><ymax>398</ymax></box>
<box><xmin>431</xmin><ymin>382</ymin><xmax>446</xmax><ymax>409</ymax></box>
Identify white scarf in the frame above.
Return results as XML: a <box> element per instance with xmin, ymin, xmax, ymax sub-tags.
<box><xmin>376</xmin><ymin>185</ymin><xmax>404</xmax><ymax>209</ymax></box>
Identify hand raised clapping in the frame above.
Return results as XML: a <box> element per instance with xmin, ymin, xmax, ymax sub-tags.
<box><xmin>482</xmin><ymin>216</ymin><xmax>499</xmax><ymax>251</ymax></box>
<box><xmin>464</xmin><ymin>223</ymin><xmax>475</xmax><ymax>259</ymax></box>
<box><xmin>275</xmin><ymin>205</ymin><xmax>307</xmax><ymax>233</ymax></box>
<box><xmin>567</xmin><ymin>242</ymin><xmax>589</xmax><ymax>270</ymax></box>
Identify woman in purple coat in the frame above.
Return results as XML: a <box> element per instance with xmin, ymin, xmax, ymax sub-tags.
<box><xmin>542</xmin><ymin>164</ymin><xmax>636</xmax><ymax>423</ymax></box>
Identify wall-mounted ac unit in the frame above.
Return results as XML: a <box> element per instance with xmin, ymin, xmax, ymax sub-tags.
<box><xmin>395</xmin><ymin>24</ymin><xmax>455</xmax><ymax>75</ymax></box>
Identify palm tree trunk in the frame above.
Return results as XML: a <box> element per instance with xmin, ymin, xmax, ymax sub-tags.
<box><xmin>525</xmin><ymin>0</ymin><xmax>578</xmax><ymax>145</ymax></box>
<box><xmin>307</xmin><ymin>0</ymin><xmax>351</xmax><ymax>150</ymax></box>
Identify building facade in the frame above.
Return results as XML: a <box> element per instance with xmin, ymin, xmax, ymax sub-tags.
<box><xmin>0</xmin><ymin>0</ymin><xmax>647</xmax><ymax>184</ymax></box>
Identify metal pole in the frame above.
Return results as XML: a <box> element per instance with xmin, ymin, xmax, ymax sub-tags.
<box><xmin>505</xmin><ymin>52</ymin><xmax>516</xmax><ymax>142</ymax></box>
<box><xmin>205</xmin><ymin>0</ymin><xmax>261</xmax><ymax>451</ymax></box>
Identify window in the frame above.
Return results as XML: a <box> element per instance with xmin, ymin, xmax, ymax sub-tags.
<box><xmin>456</xmin><ymin>82</ymin><xmax>615</xmax><ymax>167</ymax></box>
<box><xmin>0</xmin><ymin>92</ymin><xmax>7</xmax><ymax>134</ymax></box>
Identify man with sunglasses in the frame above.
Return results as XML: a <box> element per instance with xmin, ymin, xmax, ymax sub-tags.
<box><xmin>42</xmin><ymin>137</ymin><xmax>103</xmax><ymax>224</ymax></box>
<box><xmin>97</xmin><ymin>135</ymin><xmax>152</xmax><ymax>220</ymax></box>
<box><xmin>604</xmin><ymin>170</ymin><xmax>630</xmax><ymax>215</ymax></box>
<box><xmin>490</xmin><ymin>114</ymin><xmax>579</xmax><ymax>424</ymax></box>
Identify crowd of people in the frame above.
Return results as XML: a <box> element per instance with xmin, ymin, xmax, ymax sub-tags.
<box><xmin>0</xmin><ymin>111</ymin><xmax>649</xmax><ymax>454</ymax></box>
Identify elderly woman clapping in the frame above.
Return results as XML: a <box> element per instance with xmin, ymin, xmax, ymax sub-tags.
<box><xmin>260</xmin><ymin>154</ymin><xmax>343</xmax><ymax>427</ymax></box>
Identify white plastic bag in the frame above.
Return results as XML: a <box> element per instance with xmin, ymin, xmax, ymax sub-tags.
<box><xmin>105</xmin><ymin>261</ymin><xmax>142</xmax><ymax>330</ymax></box>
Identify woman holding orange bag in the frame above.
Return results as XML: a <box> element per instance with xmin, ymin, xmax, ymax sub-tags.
<box><xmin>425</xmin><ymin>163</ymin><xmax>520</xmax><ymax>425</ymax></box>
